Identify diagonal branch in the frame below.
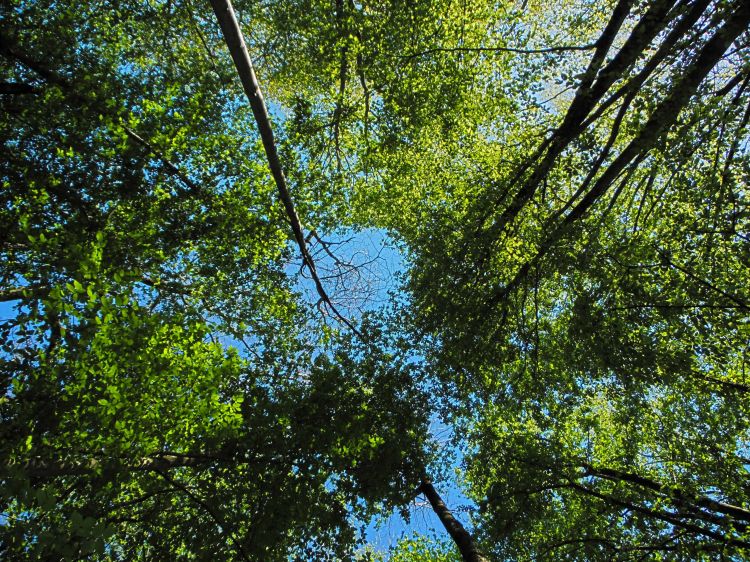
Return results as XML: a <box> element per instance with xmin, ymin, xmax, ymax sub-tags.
<box><xmin>489</xmin><ymin>1</ymin><xmax>750</xmax><ymax>308</ymax></box>
<box><xmin>156</xmin><ymin>470</ymin><xmax>251</xmax><ymax>562</ymax></box>
<box><xmin>0</xmin><ymin>81</ymin><xmax>38</xmax><ymax>95</ymax></box>
<box><xmin>569</xmin><ymin>481</ymin><xmax>750</xmax><ymax>549</ymax></box>
<box><xmin>418</xmin><ymin>477</ymin><xmax>489</xmax><ymax>562</ymax></box>
<box><xmin>0</xmin><ymin>34</ymin><xmax>207</xmax><ymax>199</ymax></box>
<box><xmin>209</xmin><ymin>0</ymin><xmax>362</xmax><ymax>339</ymax></box>
<box><xmin>582</xmin><ymin>464</ymin><xmax>750</xmax><ymax>523</ymax></box>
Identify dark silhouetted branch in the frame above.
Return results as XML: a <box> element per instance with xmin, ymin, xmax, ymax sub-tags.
<box><xmin>419</xmin><ymin>478</ymin><xmax>489</xmax><ymax>562</ymax></box>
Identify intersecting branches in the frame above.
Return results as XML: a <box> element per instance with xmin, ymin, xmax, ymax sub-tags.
<box><xmin>477</xmin><ymin>0</ymin><xmax>750</xmax><ymax>313</ymax></box>
<box><xmin>0</xmin><ymin>34</ymin><xmax>209</xmax><ymax>202</ymax></box>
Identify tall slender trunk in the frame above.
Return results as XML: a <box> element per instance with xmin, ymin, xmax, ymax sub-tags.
<box><xmin>419</xmin><ymin>478</ymin><xmax>490</xmax><ymax>562</ymax></box>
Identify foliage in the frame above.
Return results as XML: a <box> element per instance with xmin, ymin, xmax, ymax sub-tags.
<box><xmin>383</xmin><ymin>534</ymin><xmax>460</xmax><ymax>562</ymax></box>
<box><xmin>1</xmin><ymin>0</ymin><xmax>750</xmax><ymax>560</ymax></box>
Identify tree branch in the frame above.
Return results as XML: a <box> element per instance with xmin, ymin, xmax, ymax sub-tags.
<box><xmin>0</xmin><ymin>34</ymin><xmax>207</xmax><ymax>199</ymax></box>
<box><xmin>489</xmin><ymin>1</ymin><xmax>750</xmax><ymax>307</ymax></box>
<box><xmin>418</xmin><ymin>478</ymin><xmax>489</xmax><ymax>562</ymax></box>
<box><xmin>156</xmin><ymin>470</ymin><xmax>251</xmax><ymax>562</ymax></box>
<box><xmin>583</xmin><ymin>464</ymin><xmax>750</xmax><ymax>523</ymax></box>
<box><xmin>209</xmin><ymin>0</ymin><xmax>362</xmax><ymax>339</ymax></box>
<box><xmin>6</xmin><ymin>452</ymin><xmax>229</xmax><ymax>479</ymax></box>
<box><xmin>569</xmin><ymin>481</ymin><xmax>750</xmax><ymax>549</ymax></box>
<box><xmin>399</xmin><ymin>43</ymin><xmax>596</xmax><ymax>60</ymax></box>
<box><xmin>0</xmin><ymin>81</ymin><xmax>38</xmax><ymax>95</ymax></box>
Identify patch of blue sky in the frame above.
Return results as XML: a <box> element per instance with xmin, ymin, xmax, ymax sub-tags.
<box><xmin>280</xmin><ymin>226</ymin><xmax>480</xmax><ymax>555</ymax></box>
<box><xmin>287</xmin><ymin>227</ymin><xmax>404</xmax><ymax>323</ymax></box>
<box><xmin>1</xmin><ymin>274</ymin><xmax>32</xmax><ymax>399</ymax></box>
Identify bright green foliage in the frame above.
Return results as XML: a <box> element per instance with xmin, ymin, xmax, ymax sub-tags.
<box><xmin>0</xmin><ymin>0</ymin><xmax>431</xmax><ymax>559</ymax></box>
<box><xmin>382</xmin><ymin>534</ymin><xmax>460</xmax><ymax>562</ymax></box>
<box><xmin>2</xmin><ymin>0</ymin><xmax>750</xmax><ymax>560</ymax></box>
<box><xmin>380</xmin><ymin>0</ymin><xmax>750</xmax><ymax>559</ymax></box>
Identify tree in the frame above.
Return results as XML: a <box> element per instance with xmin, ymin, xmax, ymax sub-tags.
<box><xmin>389</xmin><ymin>0</ymin><xmax>750</xmax><ymax>558</ymax></box>
<box><xmin>1</xmin><ymin>0</ymin><xmax>749</xmax><ymax>560</ymax></box>
<box><xmin>0</xmin><ymin>1</ymin><xmax>428</xmax><ymax>559</ymax></box>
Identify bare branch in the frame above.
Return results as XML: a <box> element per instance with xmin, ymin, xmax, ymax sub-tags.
<box><xmin>399</xmin><ymin>43</ymin><xmax>597</xmax><ymax>61</ymax></box>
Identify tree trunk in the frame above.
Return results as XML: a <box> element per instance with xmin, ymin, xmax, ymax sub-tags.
<box><xmin>208</xmin><ymin>0</ymin><xmax>362</xmax><ymax>337</ymax></box>
<box><xmin>419</xmin><ymin>478</ymin><xmax>490</xmax><ymax>562</ymax></box>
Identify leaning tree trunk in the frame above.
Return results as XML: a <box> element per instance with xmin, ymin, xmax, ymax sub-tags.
<box><xmin>208</xmin><ymin>0</ymin><xmax>361</xmax><ymax>337</ymax></box>
<box><xmin>419</xmin><ymin>478</ymin><xmax>490</xmax><ymax>562</ymax></box>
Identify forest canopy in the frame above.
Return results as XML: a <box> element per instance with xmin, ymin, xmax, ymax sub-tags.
<box><xmin>1</xmin><ymin>0</ymin><xmax>749</xmax><ymax>560</ymax></box>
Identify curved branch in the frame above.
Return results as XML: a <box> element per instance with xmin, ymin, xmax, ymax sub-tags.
<box><xmin>583</xmin><ymin>464</ymin><xmax>750</xmax><ymax>523</ymax></box>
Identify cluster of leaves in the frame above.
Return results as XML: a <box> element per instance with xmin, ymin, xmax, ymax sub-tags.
<box><xmin>2</xmin><ymin>0</ymin><xmax>750</xmax><ymax>560</ymax></box>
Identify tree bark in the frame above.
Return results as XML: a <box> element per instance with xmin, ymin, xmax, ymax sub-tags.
<box><xmin>419</xmin><ymin>478</ymin><xmax>490</xmax><ymax>562</ymax></box>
